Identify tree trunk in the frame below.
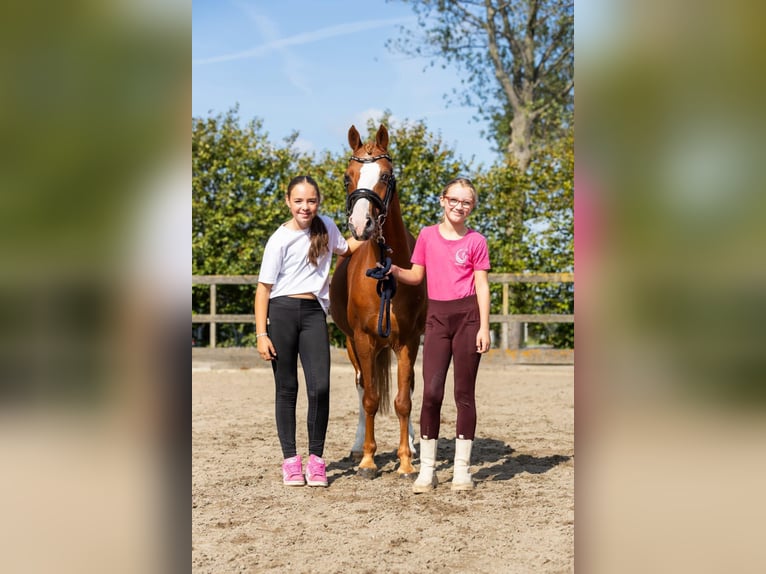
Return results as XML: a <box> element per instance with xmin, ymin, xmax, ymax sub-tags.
<box><xmin>506</xmin><ymin>109</ymin><xmax>532</xmax><ymax>350</ymax></box>
<box><xmin>508</xmin><ymin>109</ymin><xmax>533</xmax><ymax>172</ymax></box>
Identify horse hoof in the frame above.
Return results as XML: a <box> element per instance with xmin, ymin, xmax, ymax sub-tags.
<box><xmin>357</xmin><ymin>467</ymin><xmax>377</xmax><ymax>480</ymax></box>
<box><xmin>398</xmin><ymin>472</ymin><xmax>417</xmax><ymax>481</ymax></box>
<box><xmin>349</xmin><ymin>451</ymin><xmax>363</xmax><ymax>463</ymax></box>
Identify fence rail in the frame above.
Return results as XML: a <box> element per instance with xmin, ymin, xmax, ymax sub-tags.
<box><xmin>192</xmin><ymin>273</ymin><xmax>574</xmax><ymax>350</ymax></box>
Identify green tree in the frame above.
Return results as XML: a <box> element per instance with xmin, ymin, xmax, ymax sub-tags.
<box><xmin>191</xmin><ymin>108</ymin><xmax>573</xmax><ymax>349</ymax></box>
<box><xmin>390</xmin><ymin>0</ymin><xmax>574</xmax><ymax>348</ymax></box>
<box><xmin>523</xmin><ymin>128</ymin><xmax>574</xmax><ymax>347</ymax></box>
<box><xmin>192</xmin><ymin>106</ymin><xmax>300</xmax><ymax>346</ymax></box>
<box><xmin>389</xmin><ymin>0</ymin><xmax>573</xmax><ymax>170</ymax></box>
<box><xmin>192</xmin><ymin>106</ymin><xmax>299</xmax><ymax>275</ymax></box>
<box><xmin>526</xmin><ymin>128</ymin><xmax>574</xmax><ymax>272</ymax></box>
<box><xmin>467</xmin><ymin>126</ymin><xmax>573</xmax><ymax>348</ymax></box>
<box><xmin>472</xmin><ymin>158</ymin><xmax>534</xmax><ymax>347</ymax></box>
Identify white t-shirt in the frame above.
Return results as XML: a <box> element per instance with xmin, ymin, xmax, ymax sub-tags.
<box><xmin>258</xmin><ymin>214</ymin><xmax>348</xmax><ymax>314</ymax></box>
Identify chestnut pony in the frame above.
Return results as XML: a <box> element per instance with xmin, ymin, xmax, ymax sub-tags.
<box><xmin>330</xmin><ymin>125</ymin><xmax>427</xmax><ymax>478</ymax></box>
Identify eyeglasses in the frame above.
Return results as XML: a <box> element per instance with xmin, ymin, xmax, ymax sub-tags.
<box><xmin>443</xmin><ymin>196</ymin><xmax>474</xmax><ymax>210</ymax></box>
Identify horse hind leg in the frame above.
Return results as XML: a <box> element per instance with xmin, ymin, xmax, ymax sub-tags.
<box><xmin>408</xmin><ymin>392</ymin><xmax>417</xmax><ymax>458</ymax></box>
<box><xmin>393</xmin><ymin>345</ymin><xmax>418</xmax><ymax>478</ymax></box>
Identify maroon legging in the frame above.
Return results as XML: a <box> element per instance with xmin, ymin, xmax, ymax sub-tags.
<box><xmin>419</xmin><ymin>295</ymin><xmax>482</xmax><ymax>440</ymax></box>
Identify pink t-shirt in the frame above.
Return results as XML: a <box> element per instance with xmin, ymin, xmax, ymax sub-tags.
<box><xmin>411</xmin><ymin>224</ymin><xmax>490</xmax><ymax>301</ymax></box>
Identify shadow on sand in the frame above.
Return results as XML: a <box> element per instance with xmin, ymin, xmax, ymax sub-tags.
<box><xmin>325</xmin><ymin>437</ymin><xmax>570</xmax><ymax>484</ymax></box>
<box><xmin>468</xmin><ymin>437</ymin><xmax>571</xmax><ymax>482</ymax></box>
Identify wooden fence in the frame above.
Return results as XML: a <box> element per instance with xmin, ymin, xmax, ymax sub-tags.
<box><xmin>192</xmin><ymin>273</ymin><xmax>573</xmax><ymax>353</ymax></box>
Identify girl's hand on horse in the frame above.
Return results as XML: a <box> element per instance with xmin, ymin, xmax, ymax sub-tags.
<box><xmin>387</xmin><ymin>264</ymin><xmax>425</xmax><ymax>286</ymax></box>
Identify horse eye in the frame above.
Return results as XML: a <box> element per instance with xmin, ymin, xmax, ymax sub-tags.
<box><xmin>344</xmin><ymin>175</ymin><xmax>351</xmax><ymax>189</ymax></box>
<box><xmin>380</xmin><ymin>173</ymin><xmax>391</xmax><ymax>184</ymax></box>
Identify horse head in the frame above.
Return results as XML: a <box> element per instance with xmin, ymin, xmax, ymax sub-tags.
<box><xmin>344</xmin><ymin>124</ymin><xmax>396</xmax><ymax>241</ymax></box>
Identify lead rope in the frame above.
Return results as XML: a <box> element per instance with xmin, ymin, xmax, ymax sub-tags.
<box><xmin>365</xmin><ymin>238</ymin><xmax>397</xmax><ymax>338</ymax></box>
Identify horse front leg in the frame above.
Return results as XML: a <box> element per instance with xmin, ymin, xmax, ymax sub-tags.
<box><xmin>358</xmin><ymin>394</ymin><xmax>379</xmax><ymax>479</ymax></box>
<box><xmin>350</xmin><ymin>384</ymin><xmax>365</xmax><ymax>462</ymax></box>
<box><xmin>346</xmin><ymin>340</ymin><xmax>365</xmax><ymax>462</ymax></box>
<box><xmin>394</xmin><ymin>343</ymin><xmax>418</xmax><ymax>478</ymax></box>
<box><xmin>355</xmin><ymin>342</ymin><xmax>379</xmax><ymax>479</ymax></box>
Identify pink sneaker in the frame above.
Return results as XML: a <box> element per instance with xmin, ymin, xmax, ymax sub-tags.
<box><xmin>305</xmin><ymin>454</ymin><xmax>328</xmax><ymax>487</ymax></box>
<box><xmin>282</xmin><ymin>455</ymin><xmax>305</xmax><ymax>486</ymax></box>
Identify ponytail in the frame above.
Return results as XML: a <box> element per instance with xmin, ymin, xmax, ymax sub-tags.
<box><xmin>308</xmin><ymin>215</ymin><xmax>329</xmax><ymax>266</ymax></box>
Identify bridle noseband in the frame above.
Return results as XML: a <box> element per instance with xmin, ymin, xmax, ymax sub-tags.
<box><xmin>345</xmin><ymin>153</ymin><xmax>396</xmax><ymax>223</ymax></box>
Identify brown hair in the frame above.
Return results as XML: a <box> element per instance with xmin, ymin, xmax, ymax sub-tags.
<box><xmin>441</xmin><ymin>177</ymin><xmax>478</xmax><ymax>204</ymax></box>
<box><xmin>287</xmin><ymin>175</ymin><xmax>328</xmax><ymax>266</ymax></box>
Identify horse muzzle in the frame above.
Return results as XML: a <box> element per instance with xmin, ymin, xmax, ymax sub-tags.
<box><xmin>347</xmin><ymin>189</ymin><xmax>384</xmax><ymax>240</ymax></box>
<box><xmin>348</xmin><ymin>215</ymin><xmax>376</xmax><ymax>241</ymax></box>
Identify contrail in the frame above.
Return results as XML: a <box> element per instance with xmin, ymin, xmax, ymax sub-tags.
<box><xmin>193</xmin><ymin>17</ymin><xmax>414</xmax><ymax>65</ymax></box>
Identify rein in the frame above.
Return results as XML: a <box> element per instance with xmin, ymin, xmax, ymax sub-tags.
<box><xmin>347</xmin><ymin>153</ymin><xmax>398</xmax><ymax>338</ymax></box>
<box><xmin>364</xmin><ymin>238</ymin><xmax>397</xmax><ymax>338</ymax></box>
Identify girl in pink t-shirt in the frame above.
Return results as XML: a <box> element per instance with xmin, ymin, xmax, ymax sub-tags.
<box><xmin>389</xmin><ymin>178</ymin><xmax>490</xmax><ymax>493</ymax></box>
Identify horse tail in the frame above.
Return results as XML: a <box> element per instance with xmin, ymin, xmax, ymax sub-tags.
<box><xmin>374</xmin><ymin>347</ymin><xmax>391</xmax><ymax>415</ymax></box>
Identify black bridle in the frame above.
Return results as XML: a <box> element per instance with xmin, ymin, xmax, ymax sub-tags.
<box><xmin>345</xmin><ymin>153</ymin><xmax>396</xmax><ymax>224</ymax></box>
<box><xmin>346</xmin><ymin>152</ymin><xmax>398</xmax><ymax>338</ymax></box>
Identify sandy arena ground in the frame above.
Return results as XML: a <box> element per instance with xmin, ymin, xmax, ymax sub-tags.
<box><xmin>192</xmin><ymin>349</ymin><xmax>574</xmax><ymax>573</ymax></box>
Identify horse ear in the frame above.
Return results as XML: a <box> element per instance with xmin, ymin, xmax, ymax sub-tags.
<box><xmin>375</xmin><ymin>124</ymin><xmax>389</xmax><ymax>151</ymax></box>
<box><xmin>348</xmin><ymin>125</ymin><xmax>362</xmax><ymax>151</ymax></box>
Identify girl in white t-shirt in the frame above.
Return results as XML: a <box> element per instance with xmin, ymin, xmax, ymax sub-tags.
<box><xmin>255</xmin><ymin>175</ymin><xmax>360</xmax><ymax>487</ymax></box>
<box><xmin>389</xmin><ymin>178</ymin><xmax>491</xmax><ymax>493</ymax></box>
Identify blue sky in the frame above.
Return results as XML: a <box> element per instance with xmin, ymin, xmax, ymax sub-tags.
<box><xmin>192</xmin><ymin>0</ymin><xmax>497</xmax><ymax>166</ymax></box>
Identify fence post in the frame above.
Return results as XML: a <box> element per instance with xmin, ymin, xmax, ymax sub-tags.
<box><xmin>507</xmin><ymin>282</ymin><xmax>521</xmax><ymax>350</ymax></box>
<box><xmin>210</xmin><ymin>283</ymin><xmax>217</xmax><ymax>349</ymax></box>
<box><xmin>501</xmin><ymin>282</ymin><xmax>509</xmax><ymax>350</ymax></box>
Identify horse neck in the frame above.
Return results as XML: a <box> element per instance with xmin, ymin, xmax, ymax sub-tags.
<box><xmin>380</xmin><ymin>194</ymin><xmax>411</xmax><ymax>257</ymax></box>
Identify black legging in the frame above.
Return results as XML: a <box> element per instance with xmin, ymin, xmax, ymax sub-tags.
<box><xmin>419</xmin><ymin>295</ymin><xmax>483</xmax><ymax>440</ymax></box>
<box><xmin>267</xmin><ymin>296</ymin><xmax>331</xmax><ymax>459</ymax></box>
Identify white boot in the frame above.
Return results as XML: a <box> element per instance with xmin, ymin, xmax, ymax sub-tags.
<box><xmin>452</xmin><ymin>438</ymin><xmax>474</xmax><ymax>491</ymax></box>
<box><xmin>412</xmin><ymin>438</ymin><xmax>438</xmax><ymax>493</ymax></box>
